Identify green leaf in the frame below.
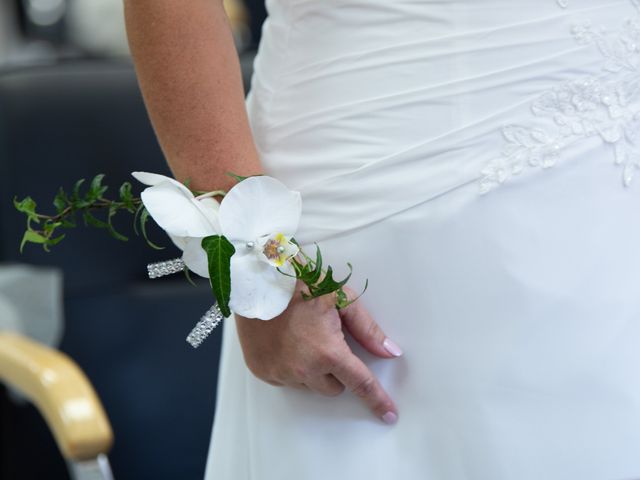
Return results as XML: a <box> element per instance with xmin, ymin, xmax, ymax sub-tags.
<box><xmin>201</xmin><ymin>235</ymin><xmax>235</xmax><ymax>317</ymax></box>
<box><xmin>307</xmin><ymin>244</ymin><xmax>323</xmax><ymax>284</ymax></box>
<box><xmin>225</xmin><ymin>172</ymin><xmax>255</xmax><ymax>183</ymax></box>
<box><xmin>72</xmin><ymin>177</ymin><xmax>92</xmax><ymax>208</ymax></box>
<box><xmin>335</xmin><ymin>288</ymin><xmax>348</xmax><ymax>306</ymax></box>
<box><xmin>290</xmin><ymin>243</ymin><xmax>324</xmax><ymax>286</ymax></box>
<box><xmin>43</xmin><ymin>220</ymin><xmax>63</xmax><ymax>235</ymax></box>
<box><xmin>107</xmin><ymin>204</ymin><xmax>128</xmax><ymax>241</ymax></box>
<box><xmin>47</xmin><ymin>234</ymin><xmax>66</xmax><ymax>247</ymax></box>
<box><xmin>19</xmin><ymin>230</ymin><xmax>47</xmax><ymax>253</ymax></box>
<box><xmin>132</xmin><ymin>202</ymin><xmax>144</xmax><ymax>236</ymax></box>
<box><xmin>183</xmin><ymin>266</ymin><xmax>197</xmax><ymax>287</ymax></box>
<box><xmin>13</xmin><ymin>196</ymin><xmax>40</xmax><ymax>224</ymax></box>
<box><xmin>61</xmin><ymin>216</ymin><xmax>77</xmax><ymax>228</ymax></box>
<box><xmin>107</xmin><ymin>228</ymin><xmax>128</xmax><ymax>242</ymax></box>
<box><xmin>139</xmin><ymin>207</ymin><xmax>164</xmax><ymax>250</ymax></box>
<box><xmin>86</xmin><ymin>174</ymin><xmax>108</xmax><ymax>203</ymax></box>
<box><xmin>83</xmin><ymin>210</ymin><xmax>109</xmax><ymax>229</ymax></box>
<box><xmin>118</xmin><ymin>181</ymin><xmax>135</xmax><ymax>211</ymax></box>
<box><xmin>290</xmin><ymin>259</ymin><xmax>302</xmax><ymax>276</ymax></box>
<box><xmin>71</xmin><ymin>178</ymin><xmax>85</xmax><ymax>201</ymax></box>
<box><xmin>90</xmin><ymin>173</ymin><xmax>106</xmax><ymax>193</ymax></box>
<box><xmin>53</xmin><ymin>187</ymin><xmax>69</xmax><ymax>214</ymax></box>
<box><xmin>309</xmin><ymin>263</ymin><xmax>352</xmax><ymax>298</ymax></box>
<box><xmin>336</xmin><ymin>278</ymin><xmax>368</xmax><ymax>309</ymax></box>
<box><xmin>275</xmin><ymin>265</ymin><xmax>298</xmax><ymax>279</ymax></box>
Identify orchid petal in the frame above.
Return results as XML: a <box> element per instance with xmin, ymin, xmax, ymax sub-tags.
<box><xmin>219</xmin><ymin>176</ymin><xmax>301</xmax><ymax>242</ymax></box>
<box><xmin>195</xmin><ymin>197</ymin><xmax>222</xmax><ymax>233</ymax></box>
<box><xmin>141</xmin><ymin>182</ymin><xmax>218</xmax><ymax>238</ymax></box>
<box><xmin>132</xmin><ymin>171</ymin><xmax>171</xmax><ymax>186</ymax></box>
<box><xmin>168</xmin><ymin>233</ymin><xmax>187</xmax><ymax>250</ymax></box>
<box><xmin>182</xmin><ymin>238</ymin><xmax>210</xmax><ymax>278</ymax></box>
<box><xmin>132</xmin><ymin>171</ymin><xmax>192</xmax><ymax>196</ymax></box>
<box><xmin>228</xmin><ymin>251</ymin><xmax>296</xmax><ymax>320</ymax></box>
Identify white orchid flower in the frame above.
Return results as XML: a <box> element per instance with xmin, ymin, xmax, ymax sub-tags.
<box><xmin>219</xmin><ymin>175</ymin><xmax>301</xmax><ymax>320</ymax></box>
<box><xmin>133</xmin><ymin>172</ymin><xmax>302</xmax><ymax>320</ymax></box>
<box><xmin>131</xmin><ymin>171</ymin><xmax>221</xmax><ymax>277</ymax></box>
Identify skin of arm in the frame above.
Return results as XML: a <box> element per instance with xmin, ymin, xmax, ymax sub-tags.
<box><xmin>122</xmin><ymin>0</ymin><xmax>401</xmax><ymax>423</ymax></box>
<box><xmin>123</xmin><ymin>0</ymin><xmax>261</xmax><ymax>192</ymax></box>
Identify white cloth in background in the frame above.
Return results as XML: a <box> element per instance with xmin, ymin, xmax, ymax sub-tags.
<box><xmin>0</xmin><ymin>264</ymin><xmax>64</xmax><ymax>404</ymax></box>
<box><xmin>205</xmin><ymin>1</ymin><xmax>640</xmax><ymax>478</ymax></box>
<box><xmin>0</xmin><ymin>1</ymin><xmax>21</xmax><ymax>64</ymax></box>
<box><xmin>67</xmin><ymin>0</ymin><xmax>130</xmax><ymax>57</ymax></box>
<box><xmin>0</xmin><ymin>264</ymin><xmax>64</xmax><ymax>347</ymax></box>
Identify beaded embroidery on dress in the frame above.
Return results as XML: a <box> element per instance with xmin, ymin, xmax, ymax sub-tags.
<box><xmin>480</xmin><ymin>0</ymin><xmax>640</xmax><ymax>193</ymax></box>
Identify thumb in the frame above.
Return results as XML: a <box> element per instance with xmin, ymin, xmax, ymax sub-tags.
<box><xmin>338</xmin><ymin>288</ymin><xmax>403</xmax><ymax>359</ymax></box>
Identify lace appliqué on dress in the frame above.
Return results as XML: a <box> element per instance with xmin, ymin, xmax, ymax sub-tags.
<box><xmin>479</xmin><ymin>0</ymin><xmax>640</xmax><ymax>194</ymax></box>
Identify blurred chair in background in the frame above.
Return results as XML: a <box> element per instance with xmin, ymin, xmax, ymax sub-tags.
<box><xmin>0</xmin><ymin>255</ymin><xmax>114</xmax><ymax>480</ymax></box>
<box><xmin>0</xmin><ymin>330</ymin><xmax>115</xmax><ymax>480</ymax></box>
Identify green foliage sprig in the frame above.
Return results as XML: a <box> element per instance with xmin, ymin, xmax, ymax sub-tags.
<box><xmin>289</xmin><ymin>241</ymin><xmax>367</xmax><ymax>309</ymax></box>
<box><xmin>14</xmin><ymin>172</ymin><xmax>367</xmax><ymax>316</ymax></box>
<box><xmin>12</xmin><ymin>173</ymin><xmax>162</xmax><ymax>253</ymax></box>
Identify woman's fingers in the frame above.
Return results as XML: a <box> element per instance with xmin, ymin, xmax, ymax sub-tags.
<box><xmin>304</xmin><ymin>374</ymin><xmax>345</xmax><ymax>397</ymax></box>
<box><xmin>235</xmin><ymin>282</ymin><xmax>400</xmax><ymax>424</ymax></box>
<box><xmin>264</xmin><ymin>379</ymin><xmax>285</xmax><ymax>387</ymax></box>
<box><xmin>339</xmin><ymin>287</ymin><xmax>403</xmax><ymax>359</ymax></box>
<box><xmin>329</xmin><ymin>349</ymin><xmax>398</xmax><ymax>424</ymax></box>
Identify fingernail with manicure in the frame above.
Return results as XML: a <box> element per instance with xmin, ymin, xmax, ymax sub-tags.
<box><xmin>383</xmin><ymin>338</ymin><xmax>403</xmax><ymax>357</ymax></box>
<box><xmin>382</xmin><ymin>411</ymin><xmax>398</xmax><ymax>425</ymax></box>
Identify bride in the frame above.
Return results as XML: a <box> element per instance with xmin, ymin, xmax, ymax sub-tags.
<box><xmin>123</xmin><ymin>0</ymin><xmax>640</xmax><ymax>478</ymax></box>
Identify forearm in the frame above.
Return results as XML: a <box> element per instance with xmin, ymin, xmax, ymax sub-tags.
<box><xmin>123</xmin><ymin>0</ymin><xmax>262</xmax><ymax>192</ymax></box>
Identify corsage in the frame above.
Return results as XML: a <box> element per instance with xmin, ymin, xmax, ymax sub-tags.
<box><xmin>13</xmin><ymin>172</ymin><xmax>367</xmax><ymax>348</ymax></box>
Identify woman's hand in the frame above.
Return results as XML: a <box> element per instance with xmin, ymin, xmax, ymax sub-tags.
<box><xmin>235</xmin><ymin>280</ymin><xmax>403</xmax><ymax>425</ymax></box>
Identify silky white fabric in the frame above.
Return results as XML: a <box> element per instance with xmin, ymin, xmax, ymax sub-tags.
<box><xmin>205</xmin><ymin>1</ymin><xmax>640</xmax><ymax>478</ymax></box>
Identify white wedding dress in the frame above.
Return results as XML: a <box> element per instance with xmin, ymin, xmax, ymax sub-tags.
<box><xmin>204</xmin><ymin>0</ymin><xmax>640</xmax><ymax>478</ymax></box>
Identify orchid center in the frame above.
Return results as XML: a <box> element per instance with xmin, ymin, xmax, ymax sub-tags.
<box><xmin>257</xmin><ymin>232</ymin><xmax>299</xmax><ymax>267</ymax></box>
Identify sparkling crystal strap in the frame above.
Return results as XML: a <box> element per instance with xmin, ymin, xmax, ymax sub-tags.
<box><xmin>147</xmin><ymin>258</ymin><xmax>185</xmax><ymax>279</ymax></box>
<box><xmin>186</xmin><ymin>303</ymin><xmax>226</xmax><ymax>348</ymax></box>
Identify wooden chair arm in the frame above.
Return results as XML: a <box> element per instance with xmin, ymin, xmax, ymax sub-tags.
<box><xmin>0</xmin><ymin>332</ymin><xmax>113</xmax><ymax>461</ymax></box>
